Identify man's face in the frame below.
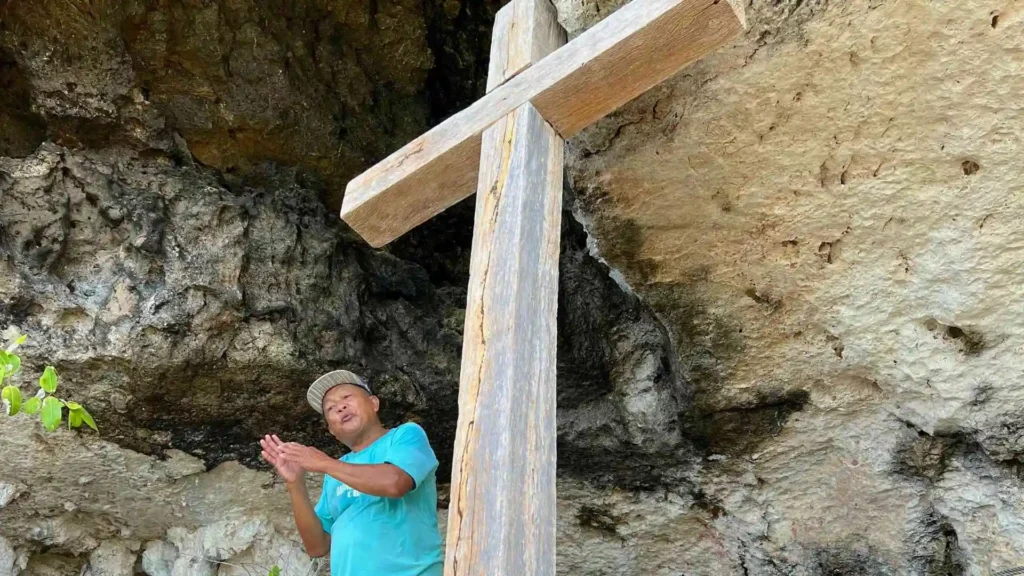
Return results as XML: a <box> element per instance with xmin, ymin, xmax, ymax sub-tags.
<box><xmin>321</xmin><ymin>384</ymin><xmax>380</xmax><ymax>438</ymax></box>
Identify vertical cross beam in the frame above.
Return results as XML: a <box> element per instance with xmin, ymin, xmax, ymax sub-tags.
<box><xmin>444</xmin><ymin>1</ymin><xmax>566</xmax><ymax>575</ymax></box>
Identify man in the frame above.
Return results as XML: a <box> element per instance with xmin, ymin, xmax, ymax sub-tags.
<box><xmin>259</xmin><ymin>370</ymin><xmax>444</xmax><ymax>576</ymax></box>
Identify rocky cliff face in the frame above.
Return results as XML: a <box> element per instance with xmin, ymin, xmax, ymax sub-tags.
<box><xmin>558</xmin><ymin>0</ymin><xmax>1024</xmax><ymax>573</ymax></box>
<box><xmin>1</xmin><ymin>0</ymin><xmax>1022</xmax><ymax>574</ymax></box>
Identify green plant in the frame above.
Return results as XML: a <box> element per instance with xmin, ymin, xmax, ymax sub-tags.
<box><xmin>268</xmin><ymin>567</ymin><xmax>281</xmax><ymax>576</ymax></box>
<box><xmin>0</xmin><ymin>334</ymin><xmax>96</xmax><ymax>432</ymax></box>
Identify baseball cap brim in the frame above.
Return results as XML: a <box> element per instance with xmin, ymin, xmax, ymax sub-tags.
<box><xmin>306</xmin><ymin>370</ymin><xmax>372</xmax><ymax>414</ymax></box>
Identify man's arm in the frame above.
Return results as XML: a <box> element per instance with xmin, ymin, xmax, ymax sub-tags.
<box><xmin>319</xmin><ymin>460</ymin><xmax>414</xmax><ymax>499</ymax></box>
<box><xmin>278</xmin><ymin>424</ymin><xmax>438</xmax><ymax>500</ymax></box>
<box><xmin>278</xmin><ymin>442</ymin><xmax>414</xmax><ymax>499</ymax></box>
<box><xmin>287</xmin><ymin>476</ymin><xmax>332</xmax><ymax>557</ymax></box>
<box><xmin>260</xmin><ymin>435</ymin><xmax>331</xmax><ymax>557</ymax></box>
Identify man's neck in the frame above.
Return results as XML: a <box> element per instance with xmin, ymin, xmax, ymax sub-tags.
<box><xmin>344</xmin><ymin>423</ymin><xmax>388</xmax><ymax>452</ymax></box>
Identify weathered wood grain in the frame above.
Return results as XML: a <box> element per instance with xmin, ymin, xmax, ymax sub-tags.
<box><xmin>340</xmin><ymin>0</ymin><xmax>745</xmax><ymax>247</ymax></box>
<box><xmin>444</xmin><ymin>2</ymin><xmax>564</xmax><ymax>573</ymax></box>
<box><xmin>486</xmin><ymin>0</ymin><xmax>566</xmax><ymax>92</ymax></box>
<box><xmin>443</xmin><ymin>100</ymin><xmax>563</xmax><ymax>576</ymax></box>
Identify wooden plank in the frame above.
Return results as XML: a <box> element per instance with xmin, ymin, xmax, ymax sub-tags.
<box><xmin>443</xmin><ymin>101</ymin><xmax>563</xmax><ymax>576</ymax></box>
<box><xmin>444</xmin><ymin>2</ymin><xmax>564</xmax><ymax>573</ymax></box>
<box><xmin>486</xmin><ymin>0</ymin><xmax>566</xmax><ymax>92</ymax></box>
<box><xmin>340</xmin><ymin>0</ymin><xmax>745</xmax><ymax>247</ymax></box>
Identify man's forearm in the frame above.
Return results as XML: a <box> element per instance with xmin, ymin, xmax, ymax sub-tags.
<box><xmin>319</xmin><ymin>460</ymin><xmax>412</xmax><ymax>498</ymax></box>
<box><xmin>287</xmin><ymin>476</ymin><xmax>331</xmax><ymax>557</ymax></box>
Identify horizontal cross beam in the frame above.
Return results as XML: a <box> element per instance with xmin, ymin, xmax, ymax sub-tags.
<box><xmin>340</xmin><ymin>0</ymin><xmax>746</xmax><ymax>247</ymax></box>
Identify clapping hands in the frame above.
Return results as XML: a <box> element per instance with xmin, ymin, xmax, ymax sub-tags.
<box><xmin>260</xmin><ymin>434</ymin><xmax>304</xmax><ymax>482</ymax></box>
<box><xmin>260</xmin><ymin>434</ymin><xmax>333</xmax><ymax>482</ymax></box>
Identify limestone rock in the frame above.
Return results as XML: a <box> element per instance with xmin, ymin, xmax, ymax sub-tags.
<box><xmin>0</xmin><ymin>536</ymin><xmax>16</xmax><ymax>576</ymax></box>
<box><xmin>558</xmin><ymin>0</ymin><xmax>1024</xmax><ymax>572</ymax></box>
<box><xmin>0</xmin><ymin>143</ymin><xmax>469</xmax><ymax>474</ymax></box>
<box><xmin>5</xmin><ymin>0</ymin><xmax>1024</xmax><ymax>574</ymax></box>
<box><xmin>0</xmin><ymin>0</ymin><xmax>504</xmax><ymax>205</ymax></box>
<box><xmin>162</xmin><ymin>519</ymin><xmax>316</xmax><ymax>576</ymax></box>
<box><xmin>21</xmin><ymin>553</ymin><xmax>83</xmax><ymax>576</ymax></box>
<box><xmin>141</xmin><ymin>541</ymin><xmax>177</xmax><ymax>576</ymax></box>
<box><xmin>0</xmin><ymin>483</ymin><xmax>23</xmax><ymax>510</ymax></box>
<box><xmin>84</xmin><ymin>542</ymin><xmax>136</xmax><ymax>576</ymax></box>
<box><xmin>160</xmin><ymin>450</ymin><xmax>206</xmax><ymax>481</ymax></box>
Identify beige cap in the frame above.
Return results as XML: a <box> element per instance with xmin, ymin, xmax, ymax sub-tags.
<box><xmin>306</xmin><ymin>370</ymin><xmax>372</xmax><ymax>414</ymax></box>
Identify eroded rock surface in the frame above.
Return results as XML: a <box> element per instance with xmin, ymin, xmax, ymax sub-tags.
<box><xmin>3</xmin><ymin>0</ymin><xmax>1024</xmax><ymax>574</ymax></box>
<box><xmin>0</xmin><ymin>0</ymin><xmax>502</xmax><ymax>207</ymax></box>
<box><xmin>560</xmin><ymin>0</ymin><xmax>1024</xmax><ymax>573</ymax></box>
<box><xmin>0</xmin><ymin>138</ymin><xmax>680</xmax><ymax>572</ymax></box>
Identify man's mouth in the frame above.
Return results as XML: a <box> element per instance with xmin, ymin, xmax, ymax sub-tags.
<box><xmin>341</xmin><ymin>414</ymin><xmax>354</xmax><ymax>424</ymax></box>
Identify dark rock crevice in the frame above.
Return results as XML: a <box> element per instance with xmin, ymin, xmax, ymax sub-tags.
<box><xmin>0</xmin><ymin>0</ymin><xmax>504</xmax><ymax>209</ymax></box>
<box><xmin>0</xmin><ymin>46</ymin><xmax>47</xmax><ymax>158</ymax></box>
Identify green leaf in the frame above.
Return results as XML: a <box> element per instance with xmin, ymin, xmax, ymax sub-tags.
<box><xmin>65</xmin><ymin>401</ymin><xmax>82</xmax><ymax>410</ymax></box>
<box><xmin>41</xmin><ymin>396</ymin><xmax>61</xmax><ymax>432</ymax></box>
<box><xmin>1</xmin><ymin>385</ymin><xmax>21</xmax><ymax>415</ymax></box>
<box><xmin>6</xmin><ymin>352</ymin><xmax>20</xmax><ymax>376</ymax></box>
<box><xmin>69</xmin><ymin>409</ymin><xmax>83</xmax><ymax>429</ymax></box>
<box><xmin>78</xmin><ymin>406</ymin><xmax>98</xmax><ymax>432</ymax></box>
<box><xmin>22</xmin><ymin>397</ymin><xmax>41</xmax><ymax>415</ymax></box>
<box><xmin>40</xmin><ymin>366</ymin><xmax>58</xmax><ymax>394</ymax></box>
<box><xmin>269</xmin><ymin>567</ymin><xmax>281</xmax><ymax>576</ymax></box>
<box><xmin>5</xmin><ymin>334</ymin><xmax>26</xmax><ymax>353</ymax></box>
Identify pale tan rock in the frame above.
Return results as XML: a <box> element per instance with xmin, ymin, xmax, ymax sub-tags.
<box><xmin>84</xmin><ymin>542</ymin><xmax>136</xmax><ymax>576</ymax></box>
<box><xmin>559</xmin><ymin>0</ymin><xmax>1024</xmax><ymax>573</ymax></box>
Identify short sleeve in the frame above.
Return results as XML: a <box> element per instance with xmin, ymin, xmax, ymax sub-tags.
<box><xmin>314</xmin><ymin>477</ymin><xmax>335</xmax><ymax>534</ymax></box>
<box><xmin>385</xmin><ymin>423</ymin><xmax>439</xmax><ymax>489</ymax></box>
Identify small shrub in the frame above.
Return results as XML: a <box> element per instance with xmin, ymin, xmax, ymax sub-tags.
<box><xmin>0</xmin><ymin>333</ymin><xmax>96</xmax><ymax>432</ymax></box>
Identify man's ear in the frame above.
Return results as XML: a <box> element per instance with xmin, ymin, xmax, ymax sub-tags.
<box><xmin>371</xmin><ymin>395</ymin><xmax>380</xmax><ymax>412</ymax></box>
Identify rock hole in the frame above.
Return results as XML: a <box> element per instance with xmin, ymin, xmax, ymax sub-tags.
<box><xmin>991</xmin><ymin>13</ymin><xmax>1000</xmax><ymax>28</ymax></box>
<box><xmin>925</xmin><ymin>318</ymin><xmax>985</xmax><ymax>355</ymax></box>
<box><xmin>744</xmin><ymin>287</ymin><xmax>782</xmax><ymax>311</ymax></box>
<box><xmin>944</xmin><ymin>324</ymin><xmax>985</xmax><ymax>354</ymax></box>
<box><xmin>576</xmin><ymin>504</ymin><xmax>622</xmax><ymax>536</ymax></box>
<box><xmin>840</xmin><ymin>169</ymin><xmax>849</xmax><ymax>185</ymax></box>
<box><xmin>826</xmin><ymin>334</ymin><xmax>844</xmax><ymax>359</ymax></box>
<box><xmin>961</xmin><ymin>160</ymin><xmax>980</xmax><ymax>176</ymax></box>
<box><xmin>818</xmin><ymin>239</ymin><xmax>841</xmax><ymax>264</ymax></box>
<box><xmin>781</xmin><ymin>239</ymin><xmax>798</xmax><ymax>248</ymax></box>
<box><xmin>744</xmin><ymin>287</ymin><xmax>763</xmax><ymax>303</ymax></box>
<box><xmin>691</xmin><ymin>489</ymin><xmax>726</xmax><ymax>519</ymax></box>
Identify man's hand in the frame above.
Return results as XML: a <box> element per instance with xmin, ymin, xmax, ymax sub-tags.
<box><xmin>278</xmin><ymin>442</ymin><xmax>335</xmax><ymax>474</ymax></box>
<box><xmin>260</xmin><ymin>434</ymin><xmax>304</xmax><ymax>483</ymax></box>
<box><xmin>263</xmin><ymin>434</ymin><xmax>332</xmax><ymax>558</ymax></box>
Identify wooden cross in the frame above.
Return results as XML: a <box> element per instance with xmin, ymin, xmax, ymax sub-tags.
<box><xmin>340</xmin><ymin>0</ymin><xmax>745</xmax><ymax>573</ymax></box>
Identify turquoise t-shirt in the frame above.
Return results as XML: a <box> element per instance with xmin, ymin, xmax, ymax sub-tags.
<box><xmin>314</xmin><ymin>423</ymin><xmax>444</xmax><ymax>576</ymax></box>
